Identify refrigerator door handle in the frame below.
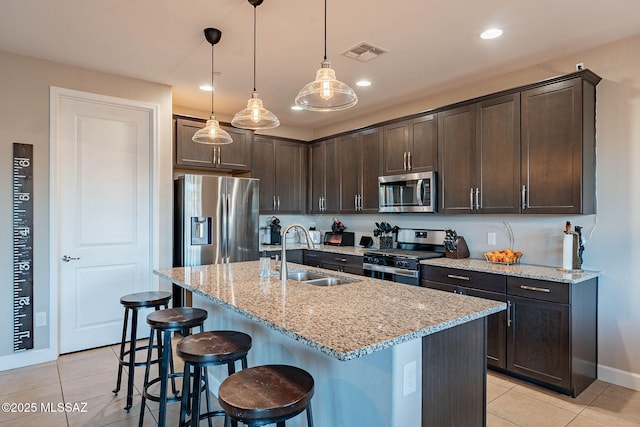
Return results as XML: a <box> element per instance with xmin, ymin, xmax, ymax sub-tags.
<box><xmin>226</xmin><ymin>193</ymin><xmax>231</xmax><ymax>262</ymax></box>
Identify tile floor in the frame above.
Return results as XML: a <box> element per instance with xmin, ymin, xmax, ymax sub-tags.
<box><xmin>1</xmin><ymin>341</ymin><xmax>639</xmax><ymax>426</ymax></box>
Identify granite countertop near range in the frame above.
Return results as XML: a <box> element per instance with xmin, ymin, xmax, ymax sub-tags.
<box><xmin>420</xmin><ymin>258</ymin><xmax>600</xmax><ymax>284</ymax></box>
<box><xmin>260</xmin><ymin>243</ymin><xmax>370</xmax><ymax>256</ymax></box>
<box><xmin>154</xmin><ymin>261</ymin><xmax>504</xmax><ymax>361</ymax></box>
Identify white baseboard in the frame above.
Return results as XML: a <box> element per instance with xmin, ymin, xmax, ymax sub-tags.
<box><xmin>598</xmin><ymin>364</ymin><xmax>640</xmax><ymax>391</ymax></box>
<box><xmin>0</xmin><ymin>348</ymin><xmax>58</xmax><ymax>371</ymax></box>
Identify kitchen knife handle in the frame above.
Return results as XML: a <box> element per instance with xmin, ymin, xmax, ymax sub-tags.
<box><xmin>521</xmin><ymin>185</ymin><xmax>527</xmax><ymax>209</ymax></box>
<box><xmin>507</xmin><ymin>300</ymin><xmax>512</xmax><ymax>327</ymax></box>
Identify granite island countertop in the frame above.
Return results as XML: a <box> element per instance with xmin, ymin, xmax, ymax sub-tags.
<box><xmin>154</xmin><ymin>261</ymin><xmax>505</xmax><ymax>361</ymax></box>
<box><xmin>420</xmin><ymin>257</ymin><xmax>600</xmax><ymax>284</ymax></box>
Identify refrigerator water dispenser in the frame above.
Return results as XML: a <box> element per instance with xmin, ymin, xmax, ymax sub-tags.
<box><xmin>191</xmin><ymin>217</ymin><xmax>212</xmax><ymax>245</ymax></box>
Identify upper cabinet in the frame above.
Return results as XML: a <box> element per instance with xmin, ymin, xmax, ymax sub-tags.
<box><xmin>174</xmin><ymin>117</ymin><xmax>252</xmax><ymax>172</ymax></box>
<box><xmin>338</xmin><ymin>127</ymin><xmax>383</xmax><ymax>213</ymax></box>
<box><xmin>438</xmin><ymin>70</ymin><xmax>599</xmax><ymax>215</ymax></box>
<box><xmin>252</xmin><ymin>136</ymin><xmax>307</xmax><ymax>215</ymax></box>
<box><xmin>309</xmin><ymin>138</ymin><xmax>339</xmax><ymax>214</ymax></box>
<box><xmin>438</xmin><ymin>95</ymin><xmax>521</xmax><ymax>214</ymax></box>
<box><xmin>382</xmin><ymin>114</ymin><xmax>437</xmax><ymax>175</ymax></box>
<box><xmin>521</xmin><ymin>77</ymin><xmax>597</xmax><ymax>214</ymax></box>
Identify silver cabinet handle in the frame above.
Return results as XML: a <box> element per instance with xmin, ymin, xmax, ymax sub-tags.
<box><xmin>336</xmin><ymin>258</ymin><xmax>348</xmax><ymax>263</ymax></box>
<box><xmin>521</xmin><ymin>185</ymin><xmax>527</xmax><ymax>209</ymax></box>
<box><xmin>470</xmin><ymin>188</ymin><xmax>474</xmax><ymax>210</ymax></box>
<box><xmin>407</xmin><ymin>151</ymin><xmax>412</xmax><ymax>170</ymax></box>
<box><xmin>277</xmin><ymin>196</ymin><xmax>280</xmax><ymax>211</ymax></box>
<box><xmin>360</xmin><ymin>195</ymin><xmax>363</xmax><ymax>211</ymax></box>
<box><xmin>447</xmin><ymin>274</ymin><xmax>470</xmax><ymax>281</ymax></box>
<box><xmin>507</xmin><ymin>300</ymin><xmax>512</xmax><ymax>327</ymax></box>
<box><xmin>475</xmin><ymin>187</ymin><xmax>480</xmax><ymax>210</ymax></box>
<box><xmin>62</xmin><ymin>255</ymin><xmax>80</xmax><ymax>262</ymax></box>
<box><xmin>403</xmin><ymin>152</ymin><xmax>408</xmax><ymax>170</ymax></box>
<box><xmin>322</xmin><ymin>196</ymin><xmax>326</xmax><ymax>211</ymax></box>
<box><xmin>273</xmin><ymin>196</ymin><xmax>276</xmax><ymax>211</ymax></box>
<box><xmin>520</xmin><ymin>285</ymin><xmax>551</xmax><ymax>293</ymax></box>
<box><xmin>318</xmin><ymin>197</ymin><xmax>322</xmax><ymax>211</ymax></box>
<box><xmin>355</xmin><ymin>194</ymin><xmax>358</xmax><ymax>210</ymax></box>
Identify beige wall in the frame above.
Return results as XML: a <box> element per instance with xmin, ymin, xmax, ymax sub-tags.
<box><xmin>0</xmin><ymin>51</ymin><xmax>173</xmax><ymax>360</ymax></box>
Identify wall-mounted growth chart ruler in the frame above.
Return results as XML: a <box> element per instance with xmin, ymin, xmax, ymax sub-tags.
<box><xmin>13</xmin><ymin>143</ymin><xmax>34</xmax><ymax>351</ymax></box>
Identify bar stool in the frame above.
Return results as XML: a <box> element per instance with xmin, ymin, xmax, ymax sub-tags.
<box><xmin>177</xmin><ymin>330</ymin><xmax>253</xmax><ymax>427</ymax></box>
<box><xmin>218</xmin><ymin>364</ymin><xmax>315</xmax><ymax>427</ymax></box>
<box><xmin>113</xmin><ymin>291</ymin><xmax>171</xmax><ymax>412</ymax></box>
<box><xmin>139</xmin><ymin>307</ymin><xmax>208</xmax><ymax>427</ymax></box>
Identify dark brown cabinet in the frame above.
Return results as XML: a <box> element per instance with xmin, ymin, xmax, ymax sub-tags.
<box><xmin>263</xmin><ymin>249</ymin><xmax>303</xmax><ymax>265</ymax></box>
<box><xmin>252</xmin><ymin>136</ymin><xmax>306</xmax><ymax>214</ymax></box>
<box><xmin>421</xmin><ymin>265</ymin><xmax>597</xmax><ymax>397</ymax></box>
<box><xmin>421</xmin><ymin>266</ymin><xmax>507</xmax><ymax>369</ymax></box>
<box><xmin>438</xmin><ymin>94</ymin><xmax>521</xmax><ymax>215</ymax></box>
<box><xmin>175</xmin><ymin>117</ymin><xmax>252</xmax><ymax>172</ymax></box>
<box><xmin>338</xmin><ymin>127</ymin><xmax>382</xmax><ymax>213</ymax></box>
<box><xmin>303</xmin><ymin>250</ymin><xmax>364</xmax><ymax>275</ymax></box>
<box><xmin>521</xmin><ymin>77</ymin><xmax>597</xmax><ymax>214</ymax></box>
<box><xmin>309</xmin><ymin>138</ymin><xmax>339</xmax><ymax>213</ymax></box>
<box><xmin>382</xmin><ymin>115</ymin><xmax>437</xmax><ymax>175</ymax></box>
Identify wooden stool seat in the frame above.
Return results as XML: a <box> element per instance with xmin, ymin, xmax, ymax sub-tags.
<box><xmin>113</xmin><ymin>291</ymin><xmax>171</xmax><ymax>412</ymax></box>
<box><xmin>176</xmin><ymin>331</ymin><xmax>253</xmax><ymax>427</ymax></box>
<box><xmin>219</xmin><ymin>365</ymin><xmax>314</xmax><ymax>427</ymax></box>
<box><xmin>146</xmin><ymin>307</ymin><xmax>208</xmax><ymax>331</ymax></box>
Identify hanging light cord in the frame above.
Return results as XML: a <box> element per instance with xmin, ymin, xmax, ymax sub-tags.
<box><xmin>323</xmin><ymin>0</ymin><xmax>327</xmax><ymax>61</ymax></box>
<box><xmin>253</xmin><ymin>5</ymin><xmax>257</xmax><ymax>92</ymax></box>
<box><xmin>210</xmin><ymin>43</ymin><xmax>215</xmax><ymax>115</ymax></box>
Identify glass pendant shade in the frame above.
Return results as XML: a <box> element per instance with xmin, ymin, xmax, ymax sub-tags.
<box><xmin>193</xmin><ymin>116</ymin><xmax>233</xmax><ymax>145</ymax></box>
<box><xmin>232</xmin><ymin>92</ymin><xmax>280</xmax><ymax>129</ymax></box>
<box><xmin>295</xmin><ymin>60</ymin><xmax>358</xmax><ymax>111</ymax></box>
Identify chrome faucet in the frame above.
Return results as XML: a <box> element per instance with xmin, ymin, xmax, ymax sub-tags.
<box><xmin>280</xmin><ymin>223</ymin><xmax>314</xmax><ymax>284</ymax></box>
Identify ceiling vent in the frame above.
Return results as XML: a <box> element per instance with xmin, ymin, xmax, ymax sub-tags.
<box><xmin>341</xmin><ymin>42</ymin><xmax>388</xmax><ymax>62</ymax></box>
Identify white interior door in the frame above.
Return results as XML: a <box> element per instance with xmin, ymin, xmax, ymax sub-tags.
<box><xmin>55</xmin><ymin>90</ymin><xmax>154</xmax><ymax>354</ymax></box>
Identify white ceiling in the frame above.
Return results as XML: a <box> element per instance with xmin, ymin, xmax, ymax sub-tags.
<box><xmin>1</xmin><ymin>0</ymin><xmax>639</xmax><ymax>132</ymax></box>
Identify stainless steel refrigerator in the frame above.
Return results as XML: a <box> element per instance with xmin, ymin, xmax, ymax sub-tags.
<box><xmin>173</xmin><ymin>174</ymin><xmax>259</xmax><ymax>306</ymax></box>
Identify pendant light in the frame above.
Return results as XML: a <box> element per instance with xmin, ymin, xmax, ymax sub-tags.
<box><xmin>295</xmin><ymin>0</ymin><xmax>357</xmax><ymax>112</ymax></box>
<box><xmin>232</xmin><ymin>0</ymin><xmax>280</xmax><ymax>130</ymax></box>
<box><xmin>193</xmin><ymin>28</ymin><xmax>233</xmax><ymax>145</ymax></box>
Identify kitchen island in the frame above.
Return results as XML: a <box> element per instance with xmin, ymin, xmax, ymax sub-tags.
<box><xmin>155</xmin><ymin>261</ymin><xmax>505</xmax><ymax>427</ymax></box>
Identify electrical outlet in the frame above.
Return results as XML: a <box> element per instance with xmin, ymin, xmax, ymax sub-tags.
<box><xmin>487</xmin><ymin>232</ymin><xmax>497</xmax><ymax>245</ymax></box>
<box><xmin>576</xmin><ymin>63</ymin><xmax>584</xmax><ymax>71</ymax></box>
<box><xmin>35</xmin><ymin>312</ymin><xmax>47</xmax><ymax>327</ymax></box>
<box><xmin>403</xmin><ymin>360</ymin><xmax>417</xmax><ymax>396</ymax></box>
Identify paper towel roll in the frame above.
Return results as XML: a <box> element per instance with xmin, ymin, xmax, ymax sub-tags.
<box><xmin>562</xmin><ymin>233</ymin><xmax>573</xmax><ymax>270</ymax></box>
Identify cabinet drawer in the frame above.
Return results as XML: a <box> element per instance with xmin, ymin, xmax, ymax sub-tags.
<box><xmin>421</xmin><ymin>265</ymin><xmax>506</xmax><ymax>293</ymax></box>
<box><xmin>507</xmin><ymin>277</ymin><xmax>569</xmax><ymax>304</ymax></box>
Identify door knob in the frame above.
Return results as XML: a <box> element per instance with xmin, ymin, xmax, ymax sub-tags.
<box><xmin>62</xmin><ymin>255</ymin><xmax>80</xmax><ymax>262</ymax></box>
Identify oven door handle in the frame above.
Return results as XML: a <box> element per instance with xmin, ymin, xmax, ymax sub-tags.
<box><xmin>363</xmin><ymin>263</ymin><xmax>419</xmax><ymax>278</ymax></box>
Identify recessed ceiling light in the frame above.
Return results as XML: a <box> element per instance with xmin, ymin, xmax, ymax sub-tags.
<box><xmin>291</xmin><ymin>105</ymin><xmax>303</xmax><ymax>111</ymax></box>
<box><xmin>356</xmin><ymin>80</ymin><xmax>372</xmax><ymax>87</ymax></box>
<box><xmin>480</xmin><ymin>28</ymin><xmax>503</xmax><ymax>40</ymax></box>
<box><xmin>199</xmin><ymin>84</ymin><xmax>213</xmax><ymax>92</ymax></box>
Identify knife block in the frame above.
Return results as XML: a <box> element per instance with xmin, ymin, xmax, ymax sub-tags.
<box><xmin>445</xmin><ymin>236</ymin><xmax>470</xmax><ymax>259</ymax></box>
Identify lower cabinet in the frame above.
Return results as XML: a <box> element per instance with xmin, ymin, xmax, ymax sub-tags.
<box><xmin>263</xmin><ymin>249</ymin><xmax>303</xmax><ymax>265</ymax></box>
<box><xmin>303</xmin><ymin>250</ymin><xmax>364</xmax><ymax>275</ymax></box>
<box><xmin>421</xmin><ymin>265</ymin><xmax>597</xmax><ymax>397</ymax></box>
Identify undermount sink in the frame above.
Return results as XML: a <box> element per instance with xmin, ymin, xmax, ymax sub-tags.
<box><xmin>286</xmin><ymin>269</ymin><xmax>357</xmax><ymax>286</ymax></box>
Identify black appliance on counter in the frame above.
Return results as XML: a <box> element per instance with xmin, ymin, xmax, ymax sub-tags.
<box><xmin>363</xmin><ymin>229</ymin><xmax>446</xmax><ymax>286</ymax></box>
<box><xmin>323</xmin><ymin>231</ymin><xmax>355</xmax><ymax>246</ymax></box>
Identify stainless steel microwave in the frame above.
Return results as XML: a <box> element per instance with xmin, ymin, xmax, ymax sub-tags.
<box><xmin>378</xmin><ymin>171</ymin><xmax>437</xmax><ymax>213</ymax></box>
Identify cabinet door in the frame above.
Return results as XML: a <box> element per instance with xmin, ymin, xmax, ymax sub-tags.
<box><xmin>521</xmin><ymin>78</ymin><xmax>583</xmax><ymax>214</ymax></box>
<box><xmin>361</xmin><ymin>128</ymin><xmax>383</xmax><ymax>212</ymax></box>
<box><xmin>476</xmin><ymin>94</ymin><xmax>521</xmax><ymax>214</ymax></box>
<box><xmin>339</xmin><ymin>133</ymin><xmax>361</xmax><ymax>213</ymax></box>
<box><xmin>463</xmin><ymin>287</ymin><xmax>507</xmax><ymax>370</ymax></box>
<box><xmin>382</xmin><ymin>121</ymin><xmax>409</xmax><ymax>175</ymax></box>
<box><xmin>251</xmin><ymin>136</ymin><xmax>276</xmax><ymax>213</ymax></box>
<box><xmin>175</xmin><ymin>118</ymin><xmax>214</xmax><ymax>168</ymax></box>
<box><xmin>438</xmin><ymin>105</ymin><xmax>477</xmax><ymax>214</ymax></box>
<box><xmin>507</xmin><ymin>295</ymin><xmax>571</xmax><ymax>389</ymax></box>
<box><xmin>274</xmin><ymin>140</ymin><xmax>306</xmax><ymax>214</ymax></box>
<box><xmin>217</xmin><ymin>126</ymin><xmax>252</xmax><ymax>170</ymax></box>
<box><xmin>309</xmin><ymin>142</ymin><xmax>325</xmax><ymax>214</ymax></box>
<box><xmin>408</xmin><ymin>114</ymin><xmax>437</xmax><ymax>172</ymax></box>
<box><xmin>303</xmin><ymin>250</ymin><xmax>322</xmax><ymax>268</ymax></box>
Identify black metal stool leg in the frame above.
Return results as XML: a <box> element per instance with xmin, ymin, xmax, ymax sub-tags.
<box><xmin>124</xmin><ymin>307</ymin><xmax>139</xmax><ymax>412</ymax></box>
<box><xmin>203</xmin><ymin>366</ymin><xmax>213</xmax><ymax>427</ymax></box>
<box><xmin>138</xmin><ymin>327</ymin><xmax>155</xmax><ymax>427</ymax></box>
<box><xmin>113</xmin><ymin>306</ymin><xmax>129</xmax><ymax>394</ymax></box>
<box><xmin>158</xmin><ymin>329</ymin><xmax>172</xmax><ymax>427</ymax></box>
<box><xmin>179</xmin><ymin>361</ymin><xmax>191</xmax><ymax>427</ymax></box>
<box><xmin>190</xmin><ymin>366</ymin><xmax>203</xmax><ymax>427</ymax></box>
<box><xmin>306</xmin><ymin>403</ymin><xmax>314</xmax><ymax>427</ymax></box>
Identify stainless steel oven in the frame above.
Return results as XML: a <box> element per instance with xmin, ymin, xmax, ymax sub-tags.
<box><xmin>378</xmin><ymin>171</ymin><xmax>436</xmax><ymax>213</ymax></box>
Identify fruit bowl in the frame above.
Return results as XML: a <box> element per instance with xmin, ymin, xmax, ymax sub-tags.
<box><xmin>484</xmin><ymin>249</ymin><xmax>523</xmax><ymax>265</ymax></box>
